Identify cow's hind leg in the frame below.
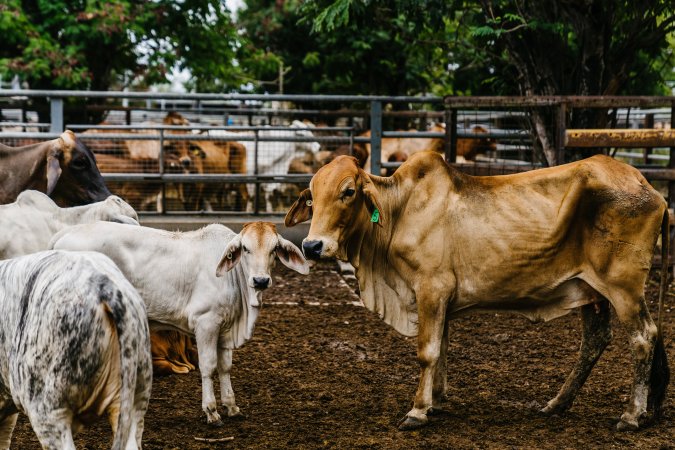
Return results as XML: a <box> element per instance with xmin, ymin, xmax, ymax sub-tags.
<box><xmin>541</xmin><ymin>300</ymin><xmax>612</xmax><ymax>416</ymax></box>
<box><xmin>430</xmin><ymin>319</ymin><xmax>449</xmax><ymax>413</ymax></box>
<box><xmin>611</xmin><ymin>293</ymin><xmax>662</xmax><ymax>431</ymax></box>
<box><xmin>28</xmin><ymin>408</ymin><xmax>76</xmax><ymax>450</ymax></box>
<box><xmin>0</xmin><ymin>412</ymin><xmax>18</xmax><ymax>449</ymax></box>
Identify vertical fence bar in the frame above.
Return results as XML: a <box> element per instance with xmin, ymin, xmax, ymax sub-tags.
<box><xmin>668</xmin><ymin>102</ymin><xmax>675</xmax><ymax>276</ymax></box>
<box><xmin>49</xmin><ymin>97</ymin><xmax>64</xmax><ymax>133</ymax></box>
<box><xmin>444</xmin><ymin>108</ymin><xmax>457</xmax><ymax>163</ymax></box>
<box><xmin>554</xmin><ymin>102</ymin><xmax>567</xmax><ymax>165</ymax></box>
<box><xmin>370</xmin><ymin>100</ymin><xmax>382</xmax><ymax>175</ymax></box>
<box><xmin>254</xmin><ymin>130</ymin><xmax>260</xmax><ymax>215</ymax></box>
<box><xmin>159</xmin><ymin>129</ymin><xmax>166</xmax><ymax>214</ymax></box>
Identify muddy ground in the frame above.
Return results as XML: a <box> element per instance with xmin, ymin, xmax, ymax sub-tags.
<box><xmin>10</xmin><ymin>262</ymin><xmax>675</xmax><ymax>449</ymax></box>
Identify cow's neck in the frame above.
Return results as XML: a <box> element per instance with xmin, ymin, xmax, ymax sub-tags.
<box><xmin>345</xmin><ymin>174</ymin><xmax>401</xmax><ymax>269</ymax></box>
<box><xmin>0</xmin><ymin>143</ymin><xmax>51</xmax><ymax>201</ymax></box>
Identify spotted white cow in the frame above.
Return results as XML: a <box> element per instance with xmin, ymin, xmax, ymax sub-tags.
<box><xmin>0</xmin><ymin>190</ymin><xmax>138</xmax><ymax>260</ymax></box>
<box><xmin>52</xmin><ymin>221</ymin><xmax>309</xmax><ymax>425</ymax></box>
<box><xmin>0</xmin><ymin>250</ymin><xmax>152</xmax><ymax>449</ymax></box>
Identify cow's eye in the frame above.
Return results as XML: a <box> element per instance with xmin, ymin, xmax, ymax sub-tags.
<box><xmin>243</xmin><ymin>245</ymin><xmax>250</xmax><ymax>254</ymax></box>
<box><xmin>71</xmin><ymin>156</ymin><xmax>90</xmax><ymax>170</ymax></box>
<box><xmin>343</xmin><ymin>188</ymin><xmax>355</xmax><ymax>197</ymax></box>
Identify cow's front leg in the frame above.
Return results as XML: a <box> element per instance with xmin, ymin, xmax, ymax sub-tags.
<box><xmin>217</xmin><ymin>345</ymin><xmax>242</xmax><ymax>417</ymax></box>
<box><xmin>195</xmin><ymin>318</ymin><xmax>223</xmax><ymax>426</ymax></box>
<box><xmin>399</xmin><ymin>288</ymin><xmax>450</xmax><ymax>431</ymax></box>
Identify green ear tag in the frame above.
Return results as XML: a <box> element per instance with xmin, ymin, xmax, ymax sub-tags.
<box><xmin>370</xmin><ymin>208</ymin><xmax>380</xmax><ymax>223</ymax></box>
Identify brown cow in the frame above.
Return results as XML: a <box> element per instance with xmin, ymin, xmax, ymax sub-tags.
<box><xmin>286</xmin><ymin>152</ymin><xmax>669</xmax><ymax>432</ymax></box>
<box><xmin>361</xmin><ymin>124</ymin><xmax>496</xmax><ymax>174</ymax></box>
<box><xmin>0</xmin><ymin>130</ymin><xmax>111</xmax><ymax>205</ymax></box>
<box><xmin>151</xmin><ymin>331</ymin><xmax>198</xmax><ymax>376</ymax></box>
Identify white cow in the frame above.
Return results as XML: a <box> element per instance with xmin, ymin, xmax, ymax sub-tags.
<box><xmin>52</xmin><ymin>221</ymin><xmax>309</xmax><ymax>425</ymax></box>
<box><xmin>0</xmin><ymin>190</ymin><xmax>139</xmax><ymax>259</ymax></box>
<box><xmin>0</xmin><ymin>250</ymin><xmax>152</xmax><ymax>449</ymax></box>
<box><xmin>210</xmin><ymin>120</ymin><xmax>321</xmax><ymax>212</ymax></box>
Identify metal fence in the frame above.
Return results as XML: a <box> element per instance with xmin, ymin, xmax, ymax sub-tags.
<box><xmin>1</xmin><ymin>90</ymin><xmax>674</xmax><ymax>215</ymax></box>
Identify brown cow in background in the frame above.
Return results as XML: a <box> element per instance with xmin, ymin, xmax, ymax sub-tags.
<box><xmin>360</xmin><ymin>123</ymin><xmax>497</xmax><ymax>175</ymax></box>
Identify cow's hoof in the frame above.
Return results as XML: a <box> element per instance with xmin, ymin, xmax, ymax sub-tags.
<box><xmin>227</xmin><ymin>409</ymin><xmax>245</xmax><ymax>420</ymax></box>
<box><xmin>398</xmin><ymin>415</ymin><xmax>428</xmax><ymax>431</ymax></box>
<box><xmin>539</xmin><ymin>404</ymin><xmax>564</xmax><ymax>416</ymax></box>
<box><xmin>616</xmin><ymin>418</ymin><xmax>639</xmax><ymax>431</ymax></box>
<box><xmin>207</xmin><ymin>418</ymin><xmax>224</xmax><ymax>427</ymax></box>
<box><xmin>206</xmin><ymin>411</ymin><xmax>224</xmax><ymax>427</ymax></box>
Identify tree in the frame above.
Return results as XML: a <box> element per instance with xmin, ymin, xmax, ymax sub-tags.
<box><xmin>307</xmin><ymin>0</ymin><xmax>675</xmax><ymax>164</ymax></box>
<box><xmin>236</xmin><ymin>0</ymin><xmax>460</xmax><ymax>96</ymax></box>
<box><xmin>0</xmin><ymin>0</ymin><xmax>241</xmax><ymax>122</ymax></box>
<box><xmin>468</xmin><ymin>0</ymin><xmax>675</xmax><ymax>163</ymax></box>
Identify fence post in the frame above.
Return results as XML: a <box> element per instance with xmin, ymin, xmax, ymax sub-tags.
<box><xmin>443</xmin><ymin>108</ymin><xmax>457</xmax><ymax>163</ymax></box>
<box><xmin>159</xmin><ymin>129</ymin><xmax>166</xmax><ymax>214</ymax></box>
<box><xmin>554</xmin><ymin>102</ymin><xmax>567</xmax><ymax>165</ymax></box>
<box><xmin>254</xmin><ymin>130</ymin><xmax>260</xmax><ymax>215</ymax></box>
<box><xmin>49</xmin><ymin>97</ymin><xmax>64</xmax><ymax>133</ymax></box>
<box><xmin>370</xmin><ymin>100</ymin><xmax>382</xmax><ymax>175</ymax></box>
<box><xmin>669</xmin><ymin>101</ymin><xmax>675</xmax><ymax>276</ymax></box>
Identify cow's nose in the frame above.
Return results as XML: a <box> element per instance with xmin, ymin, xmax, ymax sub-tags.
<box><xmin>302</xmin><ymin>240</ymin><xmax>323</xmax><ymax>260</ymax></box>
<box><xmin>253</xmin><ymin>276</ymin><xmax>271</xmax><ymax>289</ymax></box>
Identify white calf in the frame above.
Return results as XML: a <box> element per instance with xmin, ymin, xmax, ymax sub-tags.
<box><xmin>0</xmin><ymin>190</ymin><xmax>138</xmax><ymax>259</ymax></box>
<box><xmin>52</xmin><ymin>221</ymin><xmax>309</xmax><ymax>425</ymax></box>
<box><xmin>0</xmin><ymin>251</ymin><xmax>152</xmax><ymax>449</ymax></box>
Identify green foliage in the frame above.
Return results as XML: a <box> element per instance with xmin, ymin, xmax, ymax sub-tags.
<box><xmin>0</xmin><ymin>0</ymin><xmax>241</xmax><ymax>92</ymax></box>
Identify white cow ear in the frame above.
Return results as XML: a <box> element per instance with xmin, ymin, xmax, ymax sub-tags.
<box><xmin>275</xmin><ymin>235</ymin><xmax>310</xmax><ymax>275</ymax></box>
<box><xmin>216</xmin><ymin>236</ymin><xmax>242</xmax><ymax>277</ymax></box>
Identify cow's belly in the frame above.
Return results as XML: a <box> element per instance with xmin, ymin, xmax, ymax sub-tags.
<box><xmin>450</xmin><ymin>277</ymin><xmax>602</xmax><ymax>323</ymax></box>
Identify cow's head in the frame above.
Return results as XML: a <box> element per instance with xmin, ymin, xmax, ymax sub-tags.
<box><xmin>290</xmin><ymin>120</ymin><xmax>321</xmax><ymax>155</ymax></box>
<box><xmin>285</xmin><ymin>155</ymin><xmax>383</xmax><ymax>261</ymax></box>
<box><xmin>215</xmin><ymin>222</ymin><xmax>309</xmax><ymax>291</ymax></box>
<box><xmin>163</xmin><ymin>140</ymin><xmax>206</xmax><ymax>174</ymax></box>
<box><xmin>100</xmin><ymin>195</ymin><xmax>140</xmax><ymax>225</ymax></box>
<box><xmin>48</xmin><ymin>130</ymin><xmax>112</xmax><ymax>206</ymax></box>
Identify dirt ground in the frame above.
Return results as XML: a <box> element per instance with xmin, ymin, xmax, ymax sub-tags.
<box><xmin>9</xmin><ymin>262</ymin><xmax>675</xmax><ymax>449</ymax></box>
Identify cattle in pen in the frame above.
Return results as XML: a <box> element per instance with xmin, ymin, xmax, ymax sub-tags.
<box><xmin>0</xmin><ymin>130</ymin><xmax>111</xmax><ymax>206</ymax></box>
<box><xmin>52</xmin><ymin>221</ymin><xmax>309</xmax><ymax>425</ymax></box>
<box><xmin>360</xmin><ymin>124</ymin><xmax>497</xmax><ymax>174</ymax></box>
<box><xmin>209</xmin><ymin>120</ymin><xmax>322</xmax><ymax>212</ymax></box>
<box><xmin>0</xmin><ymin>250</ymin><xmax>151</xmax><ymax>449</ymax></box>
<box><xmin>285</xmin><ymin>152</ymin><xmax>669</xmax><ymax>432</ymax></box>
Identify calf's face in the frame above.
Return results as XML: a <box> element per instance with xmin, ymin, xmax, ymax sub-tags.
<box><xmin>215</xmin><ymin>222</ymin><xmax>309</xmax><ymax>291</ymax></box>
<box><xmin>284</xmin><ymin>155</ymin><xmax>383</xmax><ymax>261</ymax></box>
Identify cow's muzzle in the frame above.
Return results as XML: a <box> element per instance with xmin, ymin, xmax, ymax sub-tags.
<box><xmin>302</xmin><ymin>240</ymin><xmax>323</xmax><ymax>260</ymax></box>
<box><xmin>252</xmin><ymin>276</ymin><xmax>271</xmax><ymax>290</ymax></box>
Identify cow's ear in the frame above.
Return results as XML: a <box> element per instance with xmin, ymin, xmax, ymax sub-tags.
<box><xmin>285</xmin><ymin>188</ymin><xmax>312</xmax><ymax>227</ymax></box>
<box><xmin>276</xmin><ymin>235</ymin><xmax>310</xmax><ymax>275</ymax></box>
<box><xmin>216</xmin><ymin>235</ymin><xmax>242</xmax><ymax>276</ymax></box>
<box><xmin>359</xmin><ymin>170</ymin><xmax>384</xmax><ymax>227</ymax></box>
<box><xmin>46</xmin><ymin>149</ymin><xmax>63</xmax><ymax>195</ymax></box>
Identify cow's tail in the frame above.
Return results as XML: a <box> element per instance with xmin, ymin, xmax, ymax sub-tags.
<box><xmin>649</xmin><ymin>208</ymin><xmax>670</xmax><ymax>418</ymax></box>
<box><xmin>102</xmin><ymin>289</ymin><xmax>141</xmax><ymax>450</ymax></box>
